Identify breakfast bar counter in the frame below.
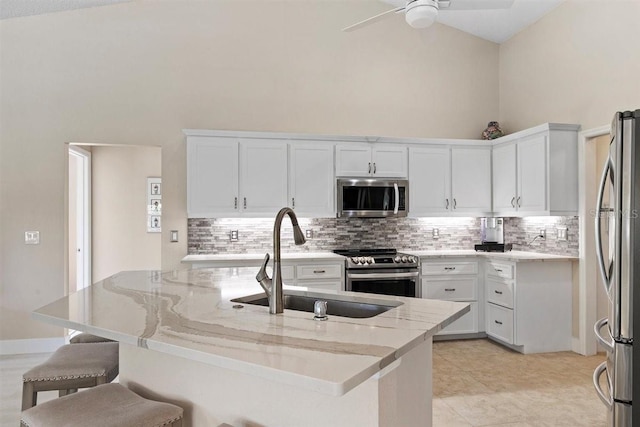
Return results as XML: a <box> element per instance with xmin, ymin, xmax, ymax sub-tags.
<box><xmin>33</xmin><ymin>267</ymin><xmax>468</xmax><ymax>427</ymax></box>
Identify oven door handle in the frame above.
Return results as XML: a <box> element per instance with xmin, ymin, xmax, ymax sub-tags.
<box><xmin>348</xmin><ymin>271</ymin><xmax>419</xmax><ymax>279</ymax></box>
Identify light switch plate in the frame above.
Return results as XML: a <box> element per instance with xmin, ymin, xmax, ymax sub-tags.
<box><xmin>305</xmin><ymin>229</ymin><xmax>313</xmax><ymax>239</ymax></box>
<box><xmin>557</xmin><ymin>227</ymin><xmax>567</xmax><ymax>241</ymax></box>
<box><xmin>170</xmin><ymin>230</ymin><xmax>179</xmax><ymax>242</ymax></box>
<box><xmin>25</xmin><ymin>231</ymin><xmax>40</xmax><ymax>244</ymax></box>
<box><xmin>230</xmin><ymin>230</ymin><xmax>239</xmax><ymax>241</ymax></box>
<box><xmin>432</xmin><ymin>228</ymin><xmax>440</xmax><ymax>239</ymax></box>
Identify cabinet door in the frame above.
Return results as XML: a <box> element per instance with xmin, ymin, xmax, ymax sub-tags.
<box><xmin>409</xmin><ymin>147</ymin><xmax>451</xmax><ymax>215</ymax></box>
<box><xmin>187</xmin><ymin>137</ymin><xmax>239</xmax><ymax>217</ymax></box>
<box><xmin>240</xmin><ymin>141</ymin><xmax>288</xmax><ymax>216</ymax></box>
<box><xmin>439</xmin><ymin>302</ymin><xmax>479</xmax><ymax>335</ymax></box>
<box><xmin>335</xmin><ymin>144</ymin><xmax>371</xmax><ymax>177</ymax></box>
<box><xmin>289</xmin><ymin>143</ymin><xmax>334</xmax><ymax>217</ymax></box>
<box><xmin>451</xmin><ymin>147</ymin><xmax>492</xmax><ymax>214</ymax></box>
<box><xmin>517</xmin><ymin>135</ymin><xmax>547</xmax><ymax>213</ymax></box>
<box><xmin>372</xmin><ymin>145</ymin><xmax>407</xmax><ymax>178</ymax></box>
<box><xmin>492</xmin><ymin>143</ymin><xmax>517</xmax><ymax>213</ymax></box>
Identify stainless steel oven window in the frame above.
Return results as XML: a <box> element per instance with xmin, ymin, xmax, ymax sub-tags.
<box><xmin>345</xmin><ymin>269</ymin><xmax>419</xmax><ymax>298</ymax></box>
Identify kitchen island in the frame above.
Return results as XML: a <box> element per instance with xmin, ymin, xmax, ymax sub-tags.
<box><xmin>33</xmin><ymin>267</ymin><xmax>468</xmax><ymax>427</ymax></box>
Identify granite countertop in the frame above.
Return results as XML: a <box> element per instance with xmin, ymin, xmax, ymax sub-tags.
<box><xmin>404</xmin><ymin>249</ymin><xmax>578</xmax><ymax>262</ymax></box>
<box><xmin>33</xmin><ymin>267</ymin><xmax>468</xmax><ymax>396</ymax></box>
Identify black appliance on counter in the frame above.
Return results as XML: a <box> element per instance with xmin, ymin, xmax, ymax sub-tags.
<box><xmin>333</xmin><ymin>249</ymin><xmax>419</xmax><ymax>298</ymax></box>
<box><xmin>475</xmin><ymin>217</ymin><xmax>512</xmax><ymax>252</ymax></box>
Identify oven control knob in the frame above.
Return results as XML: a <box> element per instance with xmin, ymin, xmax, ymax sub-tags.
<box><xmin>394</xmin><ymin>256</ymin><xmax>401</xmax><ymax>263</ymax></box>
<box><xmin>401</xmin><ymin>255</ymin><xmax>408</xmax><ymax>263</ymax></box>
<box><xmin>350</xmin><ymin>257</ymin><xmax>359</xmax><ymax>264</ymax></box>
<box><xmin>408</xmin><ymin>256</ymin><xmax>416</xmax><ymax>263</ymax></box>
<box><xmin>366</xmin><ymin>257</ymin><xmax>373</xmax><ymax>264</ymax></box>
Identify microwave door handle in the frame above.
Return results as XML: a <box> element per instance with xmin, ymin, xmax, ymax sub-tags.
<box><xmin>394</xmin><ymin>183</ymin><xmax>399</xmax><ymax>214</ymax></box>
<box><xmin>595</xmin><ymin>157</ymin><xmax>612</xmax><ymax>294</ymax></box>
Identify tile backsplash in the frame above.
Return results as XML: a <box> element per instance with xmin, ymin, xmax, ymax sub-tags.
<box><xmin>188</xmin><ymin>216</ymin><xmax>579</xmax><ymax>257</ymax></box>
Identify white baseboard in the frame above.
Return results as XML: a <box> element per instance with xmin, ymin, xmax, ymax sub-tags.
<box><xmin>0</xmin><ymin>337</ymin><xmax>66</xmax><ymax>355</ymax></box>
<box><xmin>571</xmin><ymin>337</ymin><xmax>582</xmax><ymax>355</ymax></box>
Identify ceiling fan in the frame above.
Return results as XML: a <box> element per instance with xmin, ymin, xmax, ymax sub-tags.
<box><xmin>342</xmin><ymin>0</ymin><xmax>515</xmax><ymax>32</ymax></box>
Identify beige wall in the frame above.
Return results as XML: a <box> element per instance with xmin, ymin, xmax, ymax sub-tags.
<box><xmin>0</xmin><ymin>1</ymin><xmax>499</xmax><ymax>340</ymax></box>
<box><xmin>92</xmin><ymin>145</ymin><xmax>162</xmax><ymax>283</ymax></box>
<box><xmin>499</xmin><ymin>0</ymin><xmax>640</xmax><ymax>133</ymax></box>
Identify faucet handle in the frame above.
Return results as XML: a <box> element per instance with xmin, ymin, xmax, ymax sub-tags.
<box><xmin>256</xmin><ymin>253</ymin><xmax>271</xmax><ymax>283</ymax></box>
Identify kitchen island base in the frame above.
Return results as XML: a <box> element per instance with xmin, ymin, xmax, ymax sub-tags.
<box><xmin>120</xmin><ymin>340</ymin><xmax>433</xmax><ymax>427</ymax></box>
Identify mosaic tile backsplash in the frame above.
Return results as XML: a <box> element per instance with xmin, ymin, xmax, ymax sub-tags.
<box><xmin>188</xmin><ymin>216</ymin><xmax>579</xmax><ymax>257</ymax></box>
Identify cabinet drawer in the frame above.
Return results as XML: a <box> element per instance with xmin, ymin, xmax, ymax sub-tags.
<box><xmin>438</xmin><ymin>302</ymin><xmax>478</xmax><ymax>335</ymax></box>
<box><xmin>486</xmin><ymin>303</ymin><xmax>514</xmax><ymax>344</ymax></box>
<box><xmin>295</xmin><ymin>281</ymin><xmax>342</xmax><ymax>292</ymax></box>
<box><xmin>486</xmin><ymin>278</ymin><xmax>514</xmax><ymax>309</ymax></box>
<box><xmin>296</xmin><ymin>264</ymin><xmax>342</xmax><ymax>280</ymax></box>
<box><xmin>281</xmin><ymin>266</ymin><xmax>295</xmax><ymax>281</ymax></box>
<box><xmin>486</xmin><ymin>261</ymin><xmax>514</xmax><ymax>280</ymax></box>
<box><xmin>422</xmin><ymin>261</ymin><xmax>478</xmax><ymax>276</ymax></box>
<box><xmin>423</xmin><ymin>277</ymin><xmax>477</xmax><ymax>301</ymax></box>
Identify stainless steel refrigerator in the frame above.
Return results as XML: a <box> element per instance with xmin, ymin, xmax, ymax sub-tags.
<box><xmin>594</xmin><ymin>109</ymin><xmax>640</xmax><ymax>426</ymax></box>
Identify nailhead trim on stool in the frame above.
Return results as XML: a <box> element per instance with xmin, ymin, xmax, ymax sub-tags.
<box><xmin>20</xmin><ymin>383</ymin><xmax>183</xmax><ymax>427</ymax></box>
<box><xmin>22</xmin><ymin>342</ymin><xmax>119</xmax><ymax>410</ymax></box>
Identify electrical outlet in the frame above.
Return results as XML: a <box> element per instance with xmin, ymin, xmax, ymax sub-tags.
<box><xmin>230</xmin><ymin>230</ymin><xmax>239</xmax><ymax>241</ymax></box>
<box><xmin>432</xmin><ymin>228</ymin><xmax>440</xmax><ymax>239</ymax></box>
<box><xmin>539</xmin><ymin>229</ymin><xmax>546</xmax><ymax>239</ymax></box>
<box><xmin>305</xmin><ymin>229</ymin><xmax>313</xmax><ymax>239</ymax></box>
<box><xmin>557</xmin><ymin>227</ymin><xmax>567</xmax><ymax>241</ymax></box>
<box><xmin>25</xmin><ymin>231</ymin><xmax>40</xmax><ymax>245</ymax></box>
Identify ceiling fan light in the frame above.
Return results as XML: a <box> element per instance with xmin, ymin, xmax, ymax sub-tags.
<box><xmin>405</xmin><ymin>0</ymin><xmax>438</xmax><ymax>29</ymax></box>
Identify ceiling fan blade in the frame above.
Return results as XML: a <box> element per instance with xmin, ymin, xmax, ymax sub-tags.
<box><xmin>342</xmin><ymin>6</ymin><xmax>405</xmax><ymax>32</ymax></box>
<box><xmin>438</xmin><ymin>0</ymin><xmax>515</xmax><ymax>11</ymax></box>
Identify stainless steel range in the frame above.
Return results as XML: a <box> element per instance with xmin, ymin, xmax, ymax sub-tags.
<box><xmin>333</xmin><ymin>249</ymin><xmax>420</xmax><ymax>298</ymax></box>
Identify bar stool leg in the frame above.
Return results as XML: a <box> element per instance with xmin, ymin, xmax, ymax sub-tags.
<box><xmin>21</xmin><ymin>382</ymin><xmax>36</xmax><ymax>411</ymax></box>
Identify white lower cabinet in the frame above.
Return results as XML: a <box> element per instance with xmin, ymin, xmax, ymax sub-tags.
<box><xmin>293</xmin><ymin>263</ymin><xmax>343</xmax><ymax>291</ymax></box>
<box><xmin>421</xmin><ymin>258</ymin><xmax>483</xmax><ymax>337</ymax></box>
<box><xmin>484</xmin><ymin>259</ymin><xmax>572</xmax><ymax>354</ymax></box>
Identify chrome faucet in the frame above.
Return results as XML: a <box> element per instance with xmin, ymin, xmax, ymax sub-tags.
<box><xmin>256</xmin><ymin>207</ymin><xmax>306</xmax><ymax>314</ymax></box>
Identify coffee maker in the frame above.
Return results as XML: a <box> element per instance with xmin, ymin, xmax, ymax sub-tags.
<box><xmin>475</xmin><ymin>217</ymin><xmax>512</xmax><ymax>252</ymax></box>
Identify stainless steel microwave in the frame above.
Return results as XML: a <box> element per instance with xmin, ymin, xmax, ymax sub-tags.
<box><xmin>337</xmin><ymin>178</ymin><xmax>408</xmax><ymax>218</ymax></box>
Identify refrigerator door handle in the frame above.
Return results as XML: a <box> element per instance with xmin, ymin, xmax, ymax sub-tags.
<box><xmin>593</xmin><ymin>361</ymin><xmax>613</xmax><ymax>409</ymax></box>
<box><xmin>594</xmin><ymin>317</ymin><xmax>614</xmax><ymax>353</ymax></box>
<box><xmin>595</xmin><ymin>157</ymin><xmax>612</xmax><ymax>293</ymax></box>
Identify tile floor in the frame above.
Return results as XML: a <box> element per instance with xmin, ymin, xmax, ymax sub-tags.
<box><xmin>433</xmin><ymin>339</ymin><xmax>608</xmax><ymax>426</ymax></box>
<box><xmin>0</xmin><ymin>339</ymin><xmax>608</xmax><ymax>427</ymax></box>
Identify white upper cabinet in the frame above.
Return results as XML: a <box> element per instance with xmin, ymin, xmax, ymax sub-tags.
<box><xmin>492</xmin><ymin>124</ymin><xmax>579</xmax><ymax>216</ymax></box>
<box><xmin>240</xmin><ymin>140</ymin><xmax>288</xmax><ymax>216</ymax></box>
<box><xmin>491</xmin><ymin>143</ymin><xmax>517</xmax><ymax>213</ymax></box>
<box><xmin>289</xmin><ymin>143</ymin><xmax>335</xmax><ymax>217</ymax></box>
<box><xmin>450</xmin><ymin>147</ymin><xmax>492</xmax><ymax>215</ymax></box>
<box><xmin>410</xmin><ymin>146</ymin><xmax>491</xmax><ymax>217</ymax></box>
<box><xmin>187</xmin><ymin>137</ymin><xmax>288</xmax><ymax>218</ymax></box>
<box><xmin>335</xmin><ymin>144</ymin><xmax>407</xmax><ymax>177</ymax></box>
<box><xmin>187</xmin><ymin>137</ymin><xmax>239</xmax><ymax>217</ymax></box>
<box><xmin>409</xmin><ymin>147</ymin><xmax>451</xmax><ymax>215</ymax></box>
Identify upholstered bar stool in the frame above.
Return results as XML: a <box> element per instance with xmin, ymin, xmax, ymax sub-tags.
<box><xmin>70</xmin><ymin>333</ymin><xmax>115</xmax><ymax>344</ymax></box>
<box><xmin>21</xmin><ymin>383</ymin><xmax>183</xmax><ymax>427</ymax></box>
<box><xmin>22</xmin><ymin>342</ymin><xmax>119</xmax><ymax>410</ymax></box>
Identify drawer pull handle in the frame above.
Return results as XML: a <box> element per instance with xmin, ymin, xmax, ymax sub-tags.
<box><xmin>495</xmin><ymin>268</ymin><xmax>503</xmax><ymax>272</ymax></box>
<box><xmin>444</xmin><ymin>288</ymin><xmax>456</xmax><ymax>292</ymax></box>
<box><xmin>313</xmin><ymin>270</ymin><xmax>326</xmax><ymax>274</ymax></box>
<box><xmin>494</xmin><ymin>290</ymin><xmax>503</xmax><ymax>295</ymax></box>
<box><xmin>494</xmin><ymin>320</ymin><xmax>503</xmax><ymax>325</ymax></box>
<box><xmin>444</xmin><ymin>267</ymin><xmax>456</xmax><ymax>271</ymax></box>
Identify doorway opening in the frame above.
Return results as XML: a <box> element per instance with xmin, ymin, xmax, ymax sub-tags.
<box><xmin>68</xmin><ymin>145</ymin><xmax>91</xmax><ymax>293</ymax></box>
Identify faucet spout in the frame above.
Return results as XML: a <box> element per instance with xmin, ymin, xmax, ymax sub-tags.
<box><xmin>258</xmin><ymin>207</ymin><xmax>306</xmax><ymax>314</ymax></box>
